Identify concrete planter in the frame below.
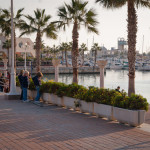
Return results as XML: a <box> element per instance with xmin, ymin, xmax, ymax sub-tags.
<box><xmin>57</xmin><ymin>96</ymin><xmax>63</xmax><ymax>106</ymax></box>
<box><xmin>94</xmin><ymin>103</ymin><xmax>113</xmax><ymax>120</ymax></box>
<box><xmin>113</xmin><ymin>107</ymin><xmax>146</xmax><ymax>127</ymax></box>
<box><xmin>42</xmin><ymin>93</ymin><xmax>51</xmax><ymax>103</ymax></box>
<box><xmin>63</xmin><ymin>96</ymin><xmax>75</xmax><ymax>109</ymax></box>
<box><xmin>28</xmin><ymin>90</ymin><xmax>36</xmax><ymax>100</ymax></box>
<box><xmin>80</xmin><ymin>100</ymin><xmax>94</xmax><ymax>114</ymax></box>
<box><xmin>50</xmin><ymin>94</ymin><xmax>59</xmax><ymax>105</ymax></box>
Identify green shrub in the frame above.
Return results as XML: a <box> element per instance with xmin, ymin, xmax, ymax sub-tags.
<box><xmin>74</xmin><ymin>86</ymin><xmax>88</xmax><ymax>100</ymax></box>
<box><xmin>40</xmin><ymin>80</ymin><xmax>53</xmax><ymax>93</ymax></box>
<box><xmin>128</xmin><ymin>94</ymin><xmax>149</xmax><ymax>111</ymax></box>
<box><xmin>114</xmin><ymin>95</ymin><xmax>129</xmax><ymax>109</ymax></box>
<box><xmin>49</xmin><ymin>82</ymin><xmax>65</xmax><ymax>95</ymax></box>
<box><xmin>28</xmin><ymin>79</ymin><xmax>35</xmax><ymax>90</ymax></box>
<box><xmin>16</xmin><ymin>76</ymin><xmax>20</xmax><ymax>87</ymax></box>
<box><xmin>56</xmin><ymin>84</ymin><xmax>69</xmax><ymax>97</ymax></box>
<box><xmin>66</xmin><ymin>83</ymin><xmax>86</xmax><ymax>98</ymax></box>
<box><xmin>20</xmin><ymin>78</ymin><xmax>149</xmax><ymax>111</ymax></box>
<box><xmin>82</xmin><ymin>87</ymin><xmax>120</xmax><ymax>105</ymax></box>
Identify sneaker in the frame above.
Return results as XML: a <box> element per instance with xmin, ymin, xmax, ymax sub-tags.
<box><xmin>23</xmin><ymin>100</ymin><xmax>30</xmax><ymax>103</ymax></box>
<box><xmin>34</xmin><ymin>101</ymin><xmax>41</xmax><ymax>104</ymax></box>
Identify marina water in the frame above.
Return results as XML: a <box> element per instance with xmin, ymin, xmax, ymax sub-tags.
<box><xmin>44</xmin><ymin>70</ymin><xmax>150</xmax><ymax>104</ymax></box>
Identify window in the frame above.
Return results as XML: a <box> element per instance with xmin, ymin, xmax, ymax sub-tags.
<box><xmin>19</xmin><ymin>42</ymin><xmax>23</xmax><ymax>48</ymax></box>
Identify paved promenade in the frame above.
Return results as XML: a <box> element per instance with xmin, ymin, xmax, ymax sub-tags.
<box><xmin>0</xmin><ymin>95</ymin><xmax>150</xmax><ymax>150</ymax></box>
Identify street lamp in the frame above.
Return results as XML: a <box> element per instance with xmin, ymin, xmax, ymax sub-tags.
<box><xmin>24</xmin><ymin>43</ymin><xmax>28</xmax><ymax>70</ymax></box>
<box><xmin>7</xmin><ymin>0</ymin><xmax>18</xmax><ymax>95</ymax></box>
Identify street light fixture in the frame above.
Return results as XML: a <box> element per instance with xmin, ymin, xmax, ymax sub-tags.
<box><xmin>24</xmin><ymin>43</ymin><xmax>28</xmax><ymax>70</ymax></box>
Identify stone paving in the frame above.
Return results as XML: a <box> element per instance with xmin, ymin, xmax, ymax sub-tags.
<box><xmin>145</xmin><ymin>105</ymin><xmax>150</xmax><ymax>124</ymax></box>
<box><xmin>0</xmin><ymin>95</ymin><xmax>150</xmax><ymax>150</ymax></box>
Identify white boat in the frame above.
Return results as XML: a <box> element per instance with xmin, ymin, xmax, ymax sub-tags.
<box><xmin>138</xmin><ymin>63</ymin><xmax>150</xmax><ymax>71</ymax></box>
<box><xmin>110</xmin><ymin>63</ymin><xmax>123</xmax><ymax>70</ymax></box>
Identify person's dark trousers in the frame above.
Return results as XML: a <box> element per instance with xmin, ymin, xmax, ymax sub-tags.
<box><xmin>0</xmin><ymin>86</ymin><xmax>3</xmax><ymax>92</ymax></box>
<box><xmin>20</xmin><ymin>87</ymin><xmax>23</xmax><ymax>100</ymax></box>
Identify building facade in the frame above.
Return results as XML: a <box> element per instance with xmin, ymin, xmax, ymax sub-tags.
<box><xmin>0</xmin><ymin>36</ymin><xmax>36</xmax><ymax>59</ymax></box>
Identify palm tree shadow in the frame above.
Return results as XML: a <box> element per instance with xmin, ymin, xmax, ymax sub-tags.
<box><xmin>115</xmin><ymin>141</ymin><xmax>150</xmax><ymax>150</ymax></box>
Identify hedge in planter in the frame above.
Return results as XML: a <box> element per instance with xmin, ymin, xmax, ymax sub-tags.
<box><xmin>17</xmin><ymin>78</ymin><xmax>149</xmax><ymax>111</ymax></box>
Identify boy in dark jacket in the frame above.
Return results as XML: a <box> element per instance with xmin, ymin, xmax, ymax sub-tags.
<box><xmin>32</xmin><ymin>72</ymin><xmax>43</xmax><ymax>104</ymax></box>
<box><xmin>22</xmin><ymin>71</ymin><xmax>29</xmax><ymax>102</ymax></box>
<box><xmin>18</xmin><ymin>70</ymin><xmax>24</xmax><ymax>100</ymax></box>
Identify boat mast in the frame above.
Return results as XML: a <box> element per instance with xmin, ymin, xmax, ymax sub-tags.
<box><xmin>142</xmin><ymin>35</ymin><xmax>144</xmax><ymax>63</ymax></box>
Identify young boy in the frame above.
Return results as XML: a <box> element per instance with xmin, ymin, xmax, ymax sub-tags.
<box><xmin>32</xmin><ymin>72</ymin><xmax>43</xmax><ymax>104</ymax></box>
<box><xmin>18</xmin><ymin>70</ymin><xmax>24</xmax><ymax>100</ymax></box>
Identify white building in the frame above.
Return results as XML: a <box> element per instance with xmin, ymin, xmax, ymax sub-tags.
<box><xmin>0</xmin><ymin>36</ymin><xmax>36</xmax><ymax>58</ymax></box>
<box><xmin>16</xmin><ymin>37</ymin><xmax>35</xmax><ymax>57</ymax></box>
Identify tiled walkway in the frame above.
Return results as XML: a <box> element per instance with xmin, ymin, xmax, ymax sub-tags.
<box><xmin>0</xmin><ymin>95</ymin><xmax>150</xmax><ymax>150</ymax></box>
<box><xmin>145</xmin><ymin>105</ymin><xmax>150</xmax><ymax>124</ymax></box>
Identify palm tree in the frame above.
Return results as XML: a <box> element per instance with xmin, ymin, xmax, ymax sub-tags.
<box><xmin>20</xmin><ymin>9</ymin><xmax>57</xmax><ymax>72</ymax></box>
<box><xmin>0</xmin><ymin>8</ymin><xmax>24</xmax><ymax>68</ymax></box>
<box><xmin>57</xmin><ymin>0</ymin><xmax>99</xmax><ymax>83</ymax></box>
<box><xmin>50</xmin><ymin>45</ymin><xmax>60</xmax><ymax>58</ymax></box>
<box><xmin>91</xmin><ymin>43</ymin><xmax>101</xmax><ymax>67</ymax></box>
<box><xmin>2</xmin><ymin>39</ymin><xmax>11</xmax><ymax>66</ymax></box>
<box><xmin>79</xmin><ymin>43</ymin><xmax>88</xmax><ymax>66</ymax></box>
<box><xmin>60</xmin><ymin>42</ymin><xmax>71</xmax><ymax>67</ymax></box>
<box><xmin>96</xmin><ymin>0</ymin><xmax>150</xmax><ymax>96</ymax></box>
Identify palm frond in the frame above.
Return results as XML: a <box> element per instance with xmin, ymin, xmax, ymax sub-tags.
<box><xmin>43</xmin><ymin>23</ymin><xmax>58</xmax><ymax>39</ymax></box>
<box><xmin>96</xmin><ymin>0</ymin><xmax>126</xmax><ymax>8</ymax></box>
<box><xmin>135</xmin><ymin>0</ymin><xmax>150</xmax><ymax>8</ymax></box>
<box><xmin>15</xmin><ymin>8</ymin><xmax>24</xmax><ymax>19</ymax></box>
<box><xmin>87</xmin><ymin>26</ymin><xmax>99</xmax><ymax>34</ymax></box>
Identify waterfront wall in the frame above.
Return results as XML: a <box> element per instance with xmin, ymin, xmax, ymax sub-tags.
<box><xmin>1</xmin><ymin>66</ymin><xmax>105</xmax><ymax>74</ymax></box>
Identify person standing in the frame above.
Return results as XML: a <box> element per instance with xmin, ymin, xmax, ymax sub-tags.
<box><xmin>0</xmin><ymin>73</ymin><xmax>4</xmax><ymax>92</ymax></box>
<box><xmin>22</xmin><ymin>70</ymin><xmax>29</xmax><ymax>102</ymax></box>
<box><xmin>32</xmin><ymin>72</ymin><xmax>43</xmax><ymax>104</ymax></box>
<box><xmin>18</xmin><ymin>70</ymin><xmax>24</xmax><ymax>100</ymax></box>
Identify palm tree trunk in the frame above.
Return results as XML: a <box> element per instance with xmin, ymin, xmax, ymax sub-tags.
<box><xmin>36</xmin><ymin>32</ymin><xmax>41</xmax><ymax>72</ymax></box>
<box><xmin>62</xmin><ymin>50</ymin><xmax>64</xmax><ymax>63</ymax></box>
<box><xmin>65</xmin><ymin>50</ymin><xmax>68</xmax><ymax>67</ymax></box>
<box><xmin>127</xmin><ymin>0</ymin><xmax>137</xmax><ymax>96</ymax></box>
<box><xmin>72</xmin><ymin>20</ymin><xmax>79</xmax><ymax>83</ymax></box>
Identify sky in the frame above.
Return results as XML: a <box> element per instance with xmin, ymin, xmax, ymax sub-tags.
<box><xmin>1</xmin><ymin>0</ymin><xmax>150</xmax><ymax>53</ymax></box>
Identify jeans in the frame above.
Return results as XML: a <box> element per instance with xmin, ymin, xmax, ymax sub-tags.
<box><xmin>0</xmin><ymin>86</ymin><xmax>3</xmax><ymax>92</ymax></box>
<box><xmin>35</xmin><ymin>86</ymin><xmax>40</xmax><ymax>101</ymax></box>
<box><xmin>20</xmin><ymin>87</ymin><xmax>23</xmax><ymax>100</ymax></box>
<box><xmin>23</xmin><ymin>88</ymin><xmax>27</xmax><ymax>101</ymax></box>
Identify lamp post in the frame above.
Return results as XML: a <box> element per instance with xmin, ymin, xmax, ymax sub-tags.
<box><xmin>8</xmin><ymin>0</ymin><xmax>18</xmax><ymax>95</ymax></box>
<box><xmin>24</xmin><ymin>43</ymin><xmax>27</xmax><ymax>70</ymax></box>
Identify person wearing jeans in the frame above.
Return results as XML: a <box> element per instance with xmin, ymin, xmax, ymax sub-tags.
<box><xmin>22</xmin><ymin>70</ymin><xmax>29</xmax><ymax>102</ymax></box>
<box><xmin>32</xmin><ymin>72</ymin><xmax>43</xmax><ymax>104</ymax></box>
<box><xmin>35</xmin><ymin>86</ymin><xmax>40</xmax><ymax>101</ymax></box>
<box><xmin>18</xmin><ymin>70</ymin><xmax>24</xmax><ymax>100</ymax></box>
